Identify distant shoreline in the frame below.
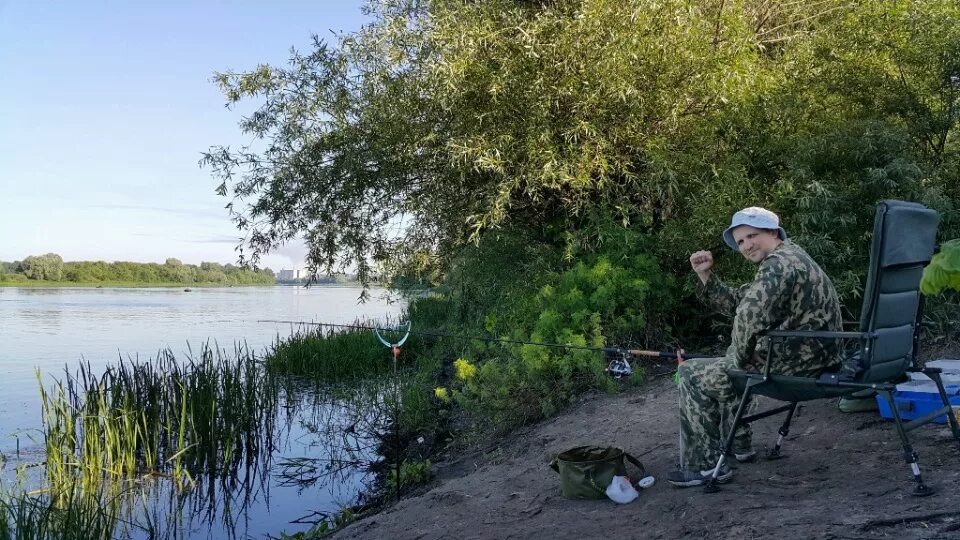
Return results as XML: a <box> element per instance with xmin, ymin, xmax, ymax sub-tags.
<box><xmin>0</xmin><ymin>281</ymin><xmax>365</xmax><ymax>289</ymax></box>
<box><xmin>0</xmin><ymin>281</ymin><xmax>269</xmax><ymax>289</ymax></box>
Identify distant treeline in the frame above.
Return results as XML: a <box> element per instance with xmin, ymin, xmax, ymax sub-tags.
<box><xmin>0</xmin><ymin>253</ymin><xmax>275</xmax><ymax>285</ymax></box>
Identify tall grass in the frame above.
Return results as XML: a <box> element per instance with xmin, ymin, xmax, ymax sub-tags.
<box><xmin>266</xmin><ymin>319</ymin><xmax>435</xmax><ymax>380</ymax></box>
<box><xmin>37</xmin><ymin>343</ymin><xmax>279</xmax><ymax>502</ymax></box>
<box><xmin>7</xmin><ymin>334</ymin><xmax>427</xmax><ymax>539</ymax></box>
<box><xmin>0</xmin><ymin>485</ymin><xmax>122</xmax><ymax>540</ymax></box>
<box><xmin>265</xmin><ymin>299</ymin><xmax>458</xmax><ymax>381</ymax></box>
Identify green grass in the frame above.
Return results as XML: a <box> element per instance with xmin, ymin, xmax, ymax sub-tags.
<box><xmin>266</xmin><ymin>323</ymin><xmax>429</xmax><ymax>380</ymax></box>
<box><xmin>265</xmin><ymin>296</ymin><xmax>457</xmax><ymax>381</ymax></box>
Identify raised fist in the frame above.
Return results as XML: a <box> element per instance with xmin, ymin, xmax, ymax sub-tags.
<box><xmin>689</xmin><ymin>250</ymin><xmax>713</xmax><ymax>283</ymax></box>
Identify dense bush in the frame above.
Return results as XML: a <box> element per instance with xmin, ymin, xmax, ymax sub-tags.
<box><xmin>444</xmin><ymin>254</ymin><xmax>663</xmax><ymax>426</ymax></box>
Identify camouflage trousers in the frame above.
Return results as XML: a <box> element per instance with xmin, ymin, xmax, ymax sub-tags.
<box><xmin>678</xmin><ymin>356</ymin><xmax>756</xmax><ymax>470</ymax></box>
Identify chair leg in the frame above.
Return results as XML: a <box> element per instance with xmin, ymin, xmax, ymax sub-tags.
<box><xmin>704</xmin><ymin>381</ymin><xmax>757</xmax><ymax>493</ymax></box>
<box><xmin>766</xmin><ymin>402</ymin><xmax>799</xmax><ymax>460</ymax></box>
<box><xmin>878</xmin><ymin>389</ymin><xmax>935</xmax><ymax>497</ymax></box>
<box><xmin>928</xmin><ymin>371</ymin><xmax>960</xmax><ymax>451</ymax></box>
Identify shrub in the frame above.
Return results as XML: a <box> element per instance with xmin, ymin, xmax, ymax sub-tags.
<box><xmin>451</xmin><ymin>254</ymin><xmax>667</xmax><ymax>429</ymax></box>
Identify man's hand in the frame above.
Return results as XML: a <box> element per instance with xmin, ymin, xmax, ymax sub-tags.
<box><xmin>689</xmin><ymin>250</ymin><xmax>713</xmax><ymax>285</ymax></box>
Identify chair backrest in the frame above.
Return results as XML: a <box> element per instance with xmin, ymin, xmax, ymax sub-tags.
<box><xmin>857</xmin><ymin>200</ymin><xmax>939</xmax><ymax>383</ymax></box>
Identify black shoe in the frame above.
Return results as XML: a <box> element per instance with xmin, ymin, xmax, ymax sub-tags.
<box><xmin>667</xmin><ymin>465</ymin><xmax>734</xmax><ymax>487</ymax></box>
<box><xmin>734</xmin><ymin>450</ymin><xmax>757</xmax><ymax>463</ymax></box>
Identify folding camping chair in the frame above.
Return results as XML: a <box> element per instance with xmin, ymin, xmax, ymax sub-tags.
<box><xmin>705</xmin><ymin>200</ymin><xmax>960</xmax><ymax>495</ymax></box>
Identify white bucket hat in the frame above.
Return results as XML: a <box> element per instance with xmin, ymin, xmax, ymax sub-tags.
<box><xmin>722</xmin><ymin>207</ymin><xmax>788</xmax><ymax>250</ymax></box>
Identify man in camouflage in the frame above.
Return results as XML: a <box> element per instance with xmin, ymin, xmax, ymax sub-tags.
<box><xmin>667</xmin><ymin>207</ymin><xmax>843</xmax><ymax>487</ymax></box>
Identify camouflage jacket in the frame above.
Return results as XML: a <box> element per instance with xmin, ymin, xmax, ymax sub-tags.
<box><xmin>700</xmin><ymin>240</ymin><xmax>843</xmax><ymax>376</ymax></box>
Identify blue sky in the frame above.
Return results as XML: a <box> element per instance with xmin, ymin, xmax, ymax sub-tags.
<box><xmin>0</xmin><ymin>1</ymin><xmax>368</xmax><ymax>271</ymax></box>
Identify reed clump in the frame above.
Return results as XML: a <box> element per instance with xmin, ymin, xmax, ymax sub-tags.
<box><xmin>37</xmin><ymin>343</ymin><xmax>280</xmax><ymax>500</ymax></box>
<box><xmin>266</xmin><ymin>323</ymin><xmax>426</xmax><ymax>380</ymax></box>
<box><xmin>0</xmin><ymin>485</ymin><xmax>122</xmax><ymax>540</ymax></box>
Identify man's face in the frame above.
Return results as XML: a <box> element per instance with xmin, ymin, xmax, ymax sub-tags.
<box><xmin>731</xmin><ymin>225</ymin><xmax>781</xmax><ymax>264</ymax></box>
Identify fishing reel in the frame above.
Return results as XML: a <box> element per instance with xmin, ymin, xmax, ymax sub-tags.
<box><xmin>605</xmin><ymin>348</ymin><xmax>633</xmax><ymax>379</ymax></box>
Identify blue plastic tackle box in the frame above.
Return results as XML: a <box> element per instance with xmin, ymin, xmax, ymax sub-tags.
<box><xmin>876</xmin><ymin>380</ymin><xmax>960</xmax><ymax>424</ymax></box>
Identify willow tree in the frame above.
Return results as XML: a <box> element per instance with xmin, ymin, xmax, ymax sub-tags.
<box><xmin>203</xmin><ymin>0</ymin><xmax>959</xmax><ymax>294</ymax></box>
<box><xmin>20</xmin><ymin>253</ymin><xmax>64</xmax><ymax>281</ymax></box>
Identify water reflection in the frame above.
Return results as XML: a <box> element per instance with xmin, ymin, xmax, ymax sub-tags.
<box><xmin>0</xmin><ymin>286</ymin><xmax>405</xmax><ymax>538</ymax></box>
<box><xmin>2</xmin><ymin>370</ymin><xmax>392</xmax><ymax>539</ymax></box>
<box><xmin>143</xmin><ymin>379</ymin><xmax>388</xmax><ymax>538</ymax></box>
<box><xmin>18</xmin><ymin>308</ymin><xmax>64</xmax><ymax>333</ymax></box>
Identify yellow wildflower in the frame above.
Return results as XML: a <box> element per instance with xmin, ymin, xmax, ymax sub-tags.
<box><xmin>434</xmin><ymin>387</ymin><xmax>450</xmax><ymax>402</ymax></box>
<box><xmin>453</xmin><ymin>358</ymin><xmax>477</xmax><ymax>380</ymax></box>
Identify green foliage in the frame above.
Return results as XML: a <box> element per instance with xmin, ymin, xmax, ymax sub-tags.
<box><xmin>20</xmin><ymin>253</ymin><xmax>64</xmax><ymax>281</ymax></box>
<box><xmin>779</xmin><ymin>122</ymin><xmax>927</xmax><ymax>305</ymax></box>
<box><xmin>385</xmin><ymin>459</ymin><xmax>432</xmax><ymax>493</ymax></box>
<box><xmin>265</xmin><ymin>325</ymin><xmax>427</xmax><ymax>380</ymax></box>
<box><xmin>448</xmin><ymin>254</ymin><xmax>665</xmax><ymax>427</ymax></box>
<box><xmin>0</xmin><ymin>273</ymin><xmax>28</xmax><ymax>284</ymax></box>
<box><xmin>205</xmin><ymin>0</ymin><xmax>960</xmax><ymax>338</ymax></box>
<box><xmin>437</xmin><ymin>228</ymin><xmax>563</xmax><ymax>327</ymax></box>
<box><xmin>741</xmin><ymin>0</ymin><xmax>960</xmax><ymax>305</ymax></box>
<box><xmin>266</xmin><ymin>240</ymin><xmax>666</xmax><ymax>433</ymax></box>
<box><xmin>921</xmin><ymin>240</ymin><xmax>960</xmax><ymax>295</ymax></box>
<box><xmin>398</xmin><ymin>371</ymin><xmax>446</xmax><ymax>435</ymax></box>
<box><xmin>2</xmin><ymin>257</ymin><xmax>275</xmax><ymax>285</ymax></box>
<box><xmin>528</xmin><ymin>257</ymin><xmax>654</xmax><ymax>345</ymax></box>
<box><xmin>201</xmin><ymin>0</ymin><xmax>779</xmax><ymax>282</ymax></box>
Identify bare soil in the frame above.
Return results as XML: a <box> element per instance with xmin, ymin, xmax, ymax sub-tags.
<box><xmin>337</xmin><ymin>364</ymin><xmax>960</xmax><ymax>540</ymax></box>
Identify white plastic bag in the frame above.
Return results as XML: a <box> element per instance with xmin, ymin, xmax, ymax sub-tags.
<box><xmin>605</xmin><ymin>475</ymin><xmax>639</xmax><ymax>504</ymax></box>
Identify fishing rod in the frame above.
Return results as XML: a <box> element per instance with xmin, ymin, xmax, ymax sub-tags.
<box><xmin>258</xmin><ymin>319</ymin><xmax>707</xmax><ymax>361</ymax></box>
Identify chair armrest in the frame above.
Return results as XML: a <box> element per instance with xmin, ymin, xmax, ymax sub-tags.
<box><xmin>756</xmin><ymin>330</ymin><xmax>876</xmax><ymax>379</ymax></box>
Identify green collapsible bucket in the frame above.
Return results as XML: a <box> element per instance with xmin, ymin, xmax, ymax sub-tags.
<box><xmin>549</xmin><ymin>446</ymin><xmax>645</xmax><ymax>499</ymax></box>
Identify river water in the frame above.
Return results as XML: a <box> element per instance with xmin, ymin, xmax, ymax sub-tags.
<box><xmin>0</xmin><ymin>285</ymin><xmax>406</xmax><ymax>538</ymax></box>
